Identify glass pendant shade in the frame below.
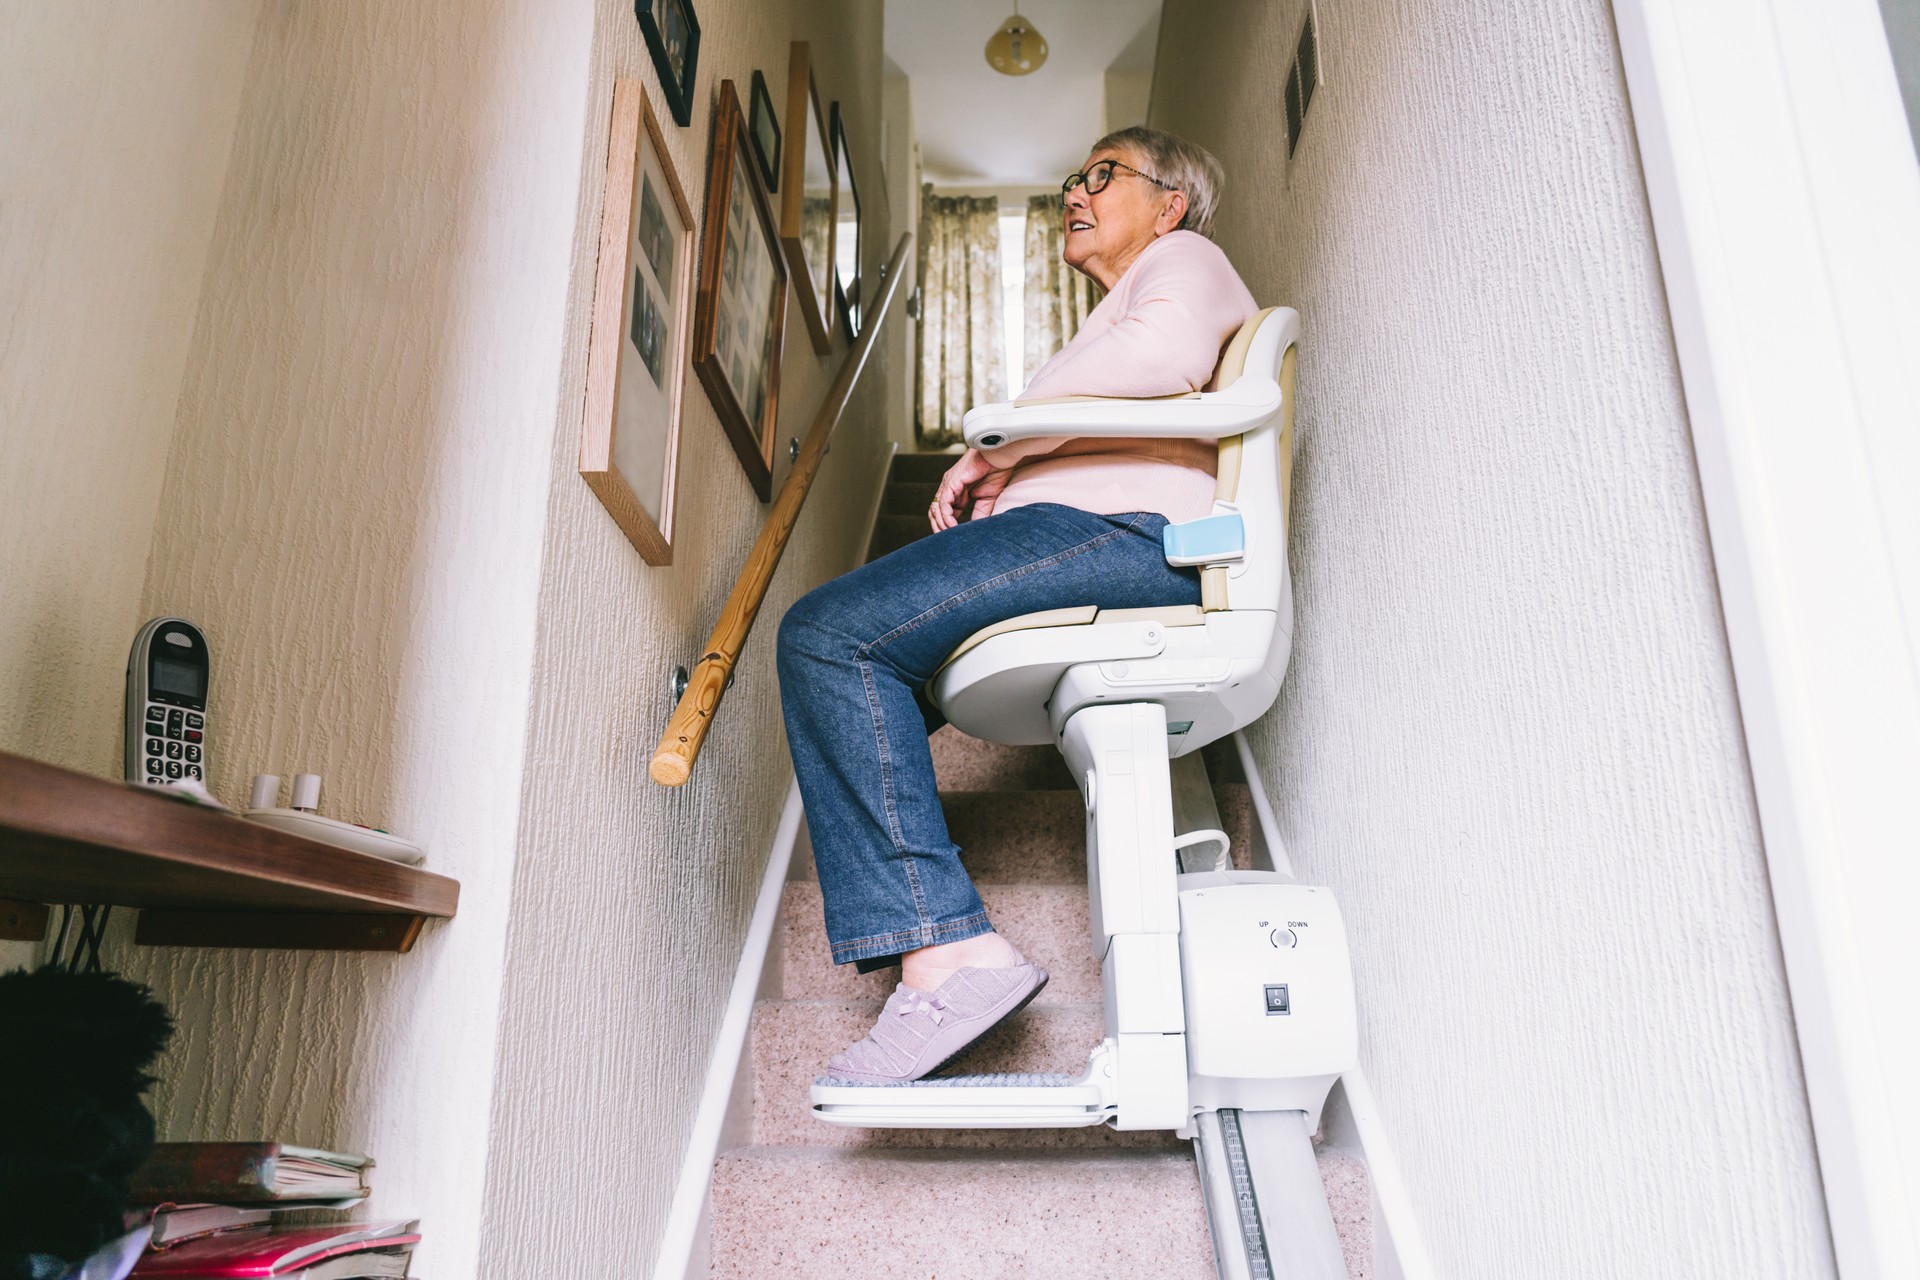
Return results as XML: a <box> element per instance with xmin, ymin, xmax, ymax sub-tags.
<box><xmin>985</xmin><ymin>15</ymin><xmax>1048</xmax><ymax>76</ymax></box>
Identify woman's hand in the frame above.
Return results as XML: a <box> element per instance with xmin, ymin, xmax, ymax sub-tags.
<box><xmin>929</xmin><ymin>449</ymin><xmax>1014</xmax><ymax>531</ymax></box>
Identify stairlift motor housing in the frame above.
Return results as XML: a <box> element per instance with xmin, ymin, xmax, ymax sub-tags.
<box><xmin>1176</xmin><ymin>872</ymin><xmax>1357</xmax><ymax>1124</ymax></box>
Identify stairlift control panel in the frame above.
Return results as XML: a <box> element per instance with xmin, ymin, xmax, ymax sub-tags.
<box><xmin>1177</xmin><ymin>872</ymin><xmax>1358</xmax><ymax>1119</ymax></box>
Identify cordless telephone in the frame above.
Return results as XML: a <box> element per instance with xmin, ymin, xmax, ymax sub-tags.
<box><xmin>125</xmin><ymin>617</ymin><xmax>210</xmax><ymax>787</ymax></box>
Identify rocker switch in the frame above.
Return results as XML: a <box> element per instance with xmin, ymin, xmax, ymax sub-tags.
<box><xmin>1270</xmin><ymin>927</ymin><xmax>1298</xmax><ymax>948</ymax></box>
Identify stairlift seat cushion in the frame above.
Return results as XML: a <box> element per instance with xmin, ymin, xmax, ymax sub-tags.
<box><xmin>931</xmin><ymin>604</ymin><xmax>1208</xmax><ymax>683</ymax></box>
<box><xmin>937</xmin><ymin>607</ymin><xmax>1099</xmax><ymax>669</ymax></box>
<box><xmin>921</xmin><ymin>606</ymin><xmax>1205</xmax><ymax>694</ymax></box>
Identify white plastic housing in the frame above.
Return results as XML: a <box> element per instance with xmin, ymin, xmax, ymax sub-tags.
<box><xmin>1177</xmin><ymin>871</ymin><xmax>1357</xmax><ymax>1127</ymax></box>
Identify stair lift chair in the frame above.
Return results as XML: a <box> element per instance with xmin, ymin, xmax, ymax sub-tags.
<box><xmin>812</xmin><ymin>307</ymin><xmax>1358</xmax><ymax>1145</ymax></box>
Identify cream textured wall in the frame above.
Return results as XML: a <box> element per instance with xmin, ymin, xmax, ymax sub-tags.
<box><xmin>5</xmin><ymin>0</ymin><xmax>899</xmax><ymax>1268</ymax></box>
<box><xmin>0</xmin><ymin>2</ymin><xmax>258</xmax><ymax>778</ymax></box>
<box><xmin>1103</xmin><ymin>68</ymin><xmax>1153</xmax><ymax>133</ymax></box>
<box><xmin>1152</xmin><ymin>0</ymin><xmax>1834</xmax><ymax>1274</ymax></box>
<box><xmin>476</xmin><ymin>1</ymin><xmax>897</xmax><ymax>1274</ymax></box>
<box><xmin>89</xmin><ymin>3</ymin><xmax>597</xmax><ymax>1275</ymax></box>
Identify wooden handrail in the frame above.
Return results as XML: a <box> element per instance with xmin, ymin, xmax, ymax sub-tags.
<box><xmin>650</xmin><ymin>232</ymin><xmax>913</xmax><ymax>786</ymax></box>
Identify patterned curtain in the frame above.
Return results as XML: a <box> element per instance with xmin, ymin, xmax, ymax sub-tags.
<box><xmin>1024</xmin><ymin>193</ymin><xmax>1102</xmax><ymax>378</ymax></box>
<box><xmin>916</xmin><ymin>188</ymin><xmax>1005</xmax><ymax>448</ymax></box>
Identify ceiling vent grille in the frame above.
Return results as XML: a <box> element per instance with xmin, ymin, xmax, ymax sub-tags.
<box><xmin>1284</xmin><ymin>7</ymin><xmax>1319</xmax><ymax>159</ymax></box>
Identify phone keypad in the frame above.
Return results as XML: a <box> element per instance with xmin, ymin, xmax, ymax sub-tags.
<box><xmin>140</xmin><ymin>701</ymin><xmax>205</xmax><ymax>786</ymax></box>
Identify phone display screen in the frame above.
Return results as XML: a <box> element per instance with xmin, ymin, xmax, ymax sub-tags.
<box><xmin>151</xmin><ymin>655</ymin><xmax>206</xmax><ymax>701</ymax></box>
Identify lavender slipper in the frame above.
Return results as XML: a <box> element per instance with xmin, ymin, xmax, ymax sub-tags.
<box><xmin>826</xmin><ymin>962</ymin><xmax>1050</xmax><ymax>1084</ymax></box>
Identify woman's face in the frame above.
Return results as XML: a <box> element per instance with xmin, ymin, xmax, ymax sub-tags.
<box><xmin>1061</xmin><ymin>147</ymin><xmax>1185</xmax><ymax>289</ymax></box>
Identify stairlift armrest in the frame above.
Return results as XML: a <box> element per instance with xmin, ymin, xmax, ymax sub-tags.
<box><xmin>962</xmin><ymin>376</ymin><xmax>1283</xmax><ymax>449</ymax></box>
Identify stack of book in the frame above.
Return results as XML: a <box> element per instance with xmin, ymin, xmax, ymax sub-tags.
<box><xmin>122</xmin><ymin>1143</ymin><xmax>418</xmax><ymax>1279</ymax></box>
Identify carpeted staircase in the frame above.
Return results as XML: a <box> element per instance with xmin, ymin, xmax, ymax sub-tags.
<box><xmin>705</xmin><ymin>453</ymin><xmax>1371</xmax><ymax>1278</ymax></box>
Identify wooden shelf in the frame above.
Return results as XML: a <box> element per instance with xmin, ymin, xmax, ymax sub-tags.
<box><xmin>0</xmin><ymin>751</ymin><xmax>458</xmax><ymax>951</ymax></box>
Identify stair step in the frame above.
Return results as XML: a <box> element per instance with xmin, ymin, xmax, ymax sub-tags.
<box><xmin>708</xmin><ymin>1146</ymin><xmax>1218</xmax><ymax>1279</ymax></box>
<box><xmin>943</xmin><ymin>785</ymin><xmax>1256</xmax><ymax>882</ymax></box>
<box><xmin>749</xmin><ymin>999</ymin><xmax>1182</xmax><ymax>1150</ymax></box>
<box><xmin>882</xmin><ymin>480</ymin><xmax>940</xmax><ymax>514</ymax></box>
<box><xmin>931</xmin><ymin>726</ymin><xmax>1076</xmax><ymax>789</ymax></box>
<box><xmin>889</xmin><ymin>451</ymin><xmax>959</xmax><ymax>482</ymax></box>
<box><xmin>867</xmin><ymin>513</ymin><xmax>934</xmax><ymax>561</ymax></box>
<box><xmin>779</xmin><ymin>882</ymin><xmax>1098</xmax><ymax>1002</ymax></box>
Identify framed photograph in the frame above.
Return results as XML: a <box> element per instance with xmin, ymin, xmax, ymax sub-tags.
<box><xmin>830</xmin><ymin>102</ymin><xmax>862</xmax><ymax>342</ymax></box>
<box><xmin>747</xmin><ymin>69</ymin><xmax>781</xmax><ymax>195</ymax></box>
<box><xmin>636</xmin><ymin>0</ymin><xmax>701</xmax><ymax>128</ymax></box>
<box><xmin>580</xmin><ymin>80</ymin><xmax>698</xmax><ymax>564</ymax></box>
<box><xmin>693</xmin><ymin>79</ymin><xmax>789</xmax><ymax>501</ymax></box>
<box><xmin>777</xmin><ymin>43</ymin><xmax>836</xmax><ymax>355</ymax></box>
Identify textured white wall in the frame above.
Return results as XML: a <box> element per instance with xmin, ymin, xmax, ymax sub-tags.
<box><xmin>1152</xmin><ymin>0</ymin><xmax>1835</xmax><ymax>1274</ymax></box>
<box><xmin>0</xmin><ymin>1</ymin><xmax>258</xmax><ymax>778</ymax></box>
<box><xmin>475</xmin><ymin>1</ymin><xmax>896</xmax><ymax>1272</ymax></box>
<box><xmin>90</xmin><ymin>3</ymin><xmax>596</xmax><ymax>1275</ymax></box>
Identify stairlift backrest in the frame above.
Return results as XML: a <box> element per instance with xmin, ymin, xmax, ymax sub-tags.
<box><xmin>1204</xmin><ymin>306</ymin><xmax>1296</xmax><ymax>620</ymax></box>
<box><xmin>934</xmin><ymin>307</ymin><xmax>1300</xmax><ymax>746</ymax></box>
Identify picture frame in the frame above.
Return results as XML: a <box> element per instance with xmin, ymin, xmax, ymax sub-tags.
<box><xmin>830</xmin><ymin>102</ymin><xmax>863</xmax><ymax>342</ymax></box>
<box><xmin>747</xmin><ymin>69</ymin><xmax>781</xmax><ymax>195</ymax></box>
<box><xmin>579</xmin><ymin>80</ymin><xmax>699</xmax><ymax>564</ymax></box>
<box><xmin>777</xmin><ymin>43</ymin><xmax>837</xmax><ymax>355</ymax></box>
<box><xmin>636</xmin><ymin>0</ymin><xmax>701</xmax><ymax>128</ymax></box>
<box><xmin>692</xmin><ymin>79</ymin><xmax>790</xmax><ymax>502</ymax></box>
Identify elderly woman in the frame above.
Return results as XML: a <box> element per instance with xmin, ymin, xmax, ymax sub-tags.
<box><xmin>778</xmin><ymin>126</ymin><xmax>1256</xmax><ymax>1083</ymax></box>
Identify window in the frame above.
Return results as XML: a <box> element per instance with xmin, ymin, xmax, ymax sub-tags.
<box><xmin>999</xmin><ymin>205</ymin><xmax>1027</xmax><ymax>392</ymax></box>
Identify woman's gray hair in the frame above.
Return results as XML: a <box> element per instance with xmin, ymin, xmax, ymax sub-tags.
<box><xmin>1090</xmin><ymin>126</ymin><xmax>1225</xmax><ymax>238</ymax></box>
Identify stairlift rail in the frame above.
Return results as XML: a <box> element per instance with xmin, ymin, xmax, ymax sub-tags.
<box><xmin>649</xmin><ymin>232</ymin><xmax>912</xmax><ymax>787</ymax></box>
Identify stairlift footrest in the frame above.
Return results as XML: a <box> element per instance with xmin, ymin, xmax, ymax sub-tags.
<box><xmin>810</xmin><ymin>1072</ymin><xmax>1114</xmax><ymax>1129</ymax></box>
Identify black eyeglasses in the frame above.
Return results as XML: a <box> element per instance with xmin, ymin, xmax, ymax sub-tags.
<box><xmin>1060</xmin><ymin>159</ymin><xmax>1176</xmax><ymax>205</ymax></box>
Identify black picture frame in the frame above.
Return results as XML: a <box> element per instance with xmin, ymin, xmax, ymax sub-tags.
<box><xmin>747</xmin><ymin>69</ymin><xmax>781</xmax><ymax>194</ymax></box>
<box><xmin>829</xmin><ymin>102</ymin><xmax>862</xmax><ymax>342</ymax></box>
<box><xmin>692</xmin><ymin>81</ymin><xmax>789</xmax><ymax>501</ymax></box>
<box><xmin>636</xmin><ymin>0</ymin><xmax>701</xmax><ymax>128</ymax></box>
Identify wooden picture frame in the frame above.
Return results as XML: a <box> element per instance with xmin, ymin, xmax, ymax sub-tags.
<box><xmin>636</xmin><ymin>0</ymin><xmax>701</xmax><ymax>127</ymax></box>
<box><xmin>693</xmin><ymin>80</ymin><xmax>789</xmax><ymax>502</ymax></box>
<box><xmin>830</xmin><ymin>101</ymin><xmax>862</xmax><ymax>342</ymax></box>
<box><xmin>777</xmin><ymin>43</ymin><xmax>836</xmax><ymax>355</ymax></box>
<box><xmin>748</xmin><ymin>69</ymin><xmax>781</xmax><ymax>195</ymax></box>
<box><xmin>579</xmin><ymin>80</ymin><xmax>698</xmax><ymax>564</ymax></box>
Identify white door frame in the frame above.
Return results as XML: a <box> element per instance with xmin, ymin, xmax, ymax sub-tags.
<box><xmin>1612</xmin><ymin>1</ymin><xmax>1920</xmax><ymax>1275</ymax></box>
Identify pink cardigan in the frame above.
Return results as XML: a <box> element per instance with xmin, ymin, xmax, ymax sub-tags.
<box><xmin>980</xmin><ymin>230</ymin><xmax>1258</xmax><ymax>525</ymax></box>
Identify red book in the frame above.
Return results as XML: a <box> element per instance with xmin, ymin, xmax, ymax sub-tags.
<box><xmin>129</xmin><ymin>1221</ymin><xmax>418</xmax><ymax>1278</ymax></box>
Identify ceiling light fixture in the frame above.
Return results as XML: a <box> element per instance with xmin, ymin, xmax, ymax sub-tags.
<box><xmin>985</xmin><ymin>13</ymin><xmax>1048</xmax><ymax>76</ymax></box>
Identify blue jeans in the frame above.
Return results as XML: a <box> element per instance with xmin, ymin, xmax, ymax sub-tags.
<box><xmin>777</xmin><ymin>503</ymin><xmax>1201</xmax><ymax>971</ymax></box>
